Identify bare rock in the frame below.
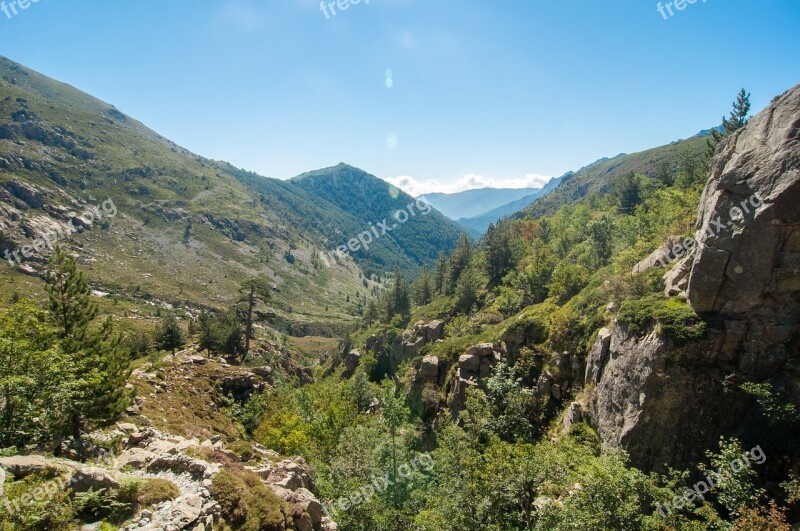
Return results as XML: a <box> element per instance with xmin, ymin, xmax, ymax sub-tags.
<box><xmin>0</xmin><ymin>455</ymin><xmax>60</xmax><ymax>478</ymax></box>
<box><xmin>416</xmin><ymin>355</ymin><xmax>439</xmax><ymax>381</ymax></box>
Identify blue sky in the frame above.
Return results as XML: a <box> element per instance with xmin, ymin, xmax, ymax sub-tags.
<box><xmin>1</xmin><ymin>0</ymin><xmax>798</xmax><ymax>195</ymax></box>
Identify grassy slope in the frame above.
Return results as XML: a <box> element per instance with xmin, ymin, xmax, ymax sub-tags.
<box><xmin>291</xmin><ymin>163</ymin><xmax>465</xmax><ymax>276</ymax></box>
<box><xmin>519</xmin><ymin>136</ymin><xmax>707</xmax><ymax>219</ymax></box>
<box><xmin>0</xmin><ymin>55</ymin><xmax>380</xmax><ymax>334</ymax></box>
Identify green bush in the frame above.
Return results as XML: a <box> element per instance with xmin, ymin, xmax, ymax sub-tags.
<box><xmin>617</xmin><ymin>294</ymin><xmax>707</xmax><ymax>344</ymax></box>
<box><xmin>0</xmin><ymin>473</ymin><xmax>74</xmax><ymax>530</ymax></box>
<box><xmin>73</xmin><ymin>484</ymin><xmax>137</xmax><ymax>523</ymax></box>
<box><xmin>137</xmin><ymin>478</ymin><xmax>180</xmax><ymax>507</ymax></box>
<box><xmin>210</xmin><ymin>469</ymin><xmax>289</xmax><ymax>530</ymax></box>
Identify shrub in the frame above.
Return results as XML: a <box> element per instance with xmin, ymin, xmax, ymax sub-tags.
<box><xmin>0</xmin><ymin>473</ymin><xmax>74</xmax><ymax>530</ymax></box>
<box><xmin>73</xmin><ymin>486</ymin><xmax>136</xmax><ymax>523</ymax></box>
<box><xmin>210</xmin><ymin>469</ymin><xmax>289</xmax><ymax>530</ymax></box>
<box><xmin>137</xmin><ymin>478</ymin><xmax>180</xmax><ymax>507</ymax></box>
<box><xmin>617</xmin><ymin>294</ymin><xmax>707</xmax><ymax>344</ymax></box>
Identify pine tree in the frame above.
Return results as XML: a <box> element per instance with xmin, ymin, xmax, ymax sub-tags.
<box><xmin>706</xmin><ymin>88</ymin><xmax>751</xmax><ymax>159</ymax></box>
<box><xmin>46</xmin><ymin>247</ymin><xmax>97</xmax><ymax>341</ymax></box>
<box><xmin>381</xmin><ymin>380</ymin><xmax>409</xmax><ymax>508</ymax></box>
<box><xmin>364</xmin><ymin>299</ymin><xmax>378</xmax><ymax>326</ymax></box>
<box><xmin>449</xmin><ymin>234</ymin><xmax>473</xmax><ymax>289</ymax></box>
<box><xmin>46</xmin><ymin>247</ymin><xmax>129</xmax><ymax>450</ymax></box>
<box><xmin>411</xmin><ymin>266</ymin><xmax>433</xmax><ymax>306</ymax></box>
<box><xmin>198</xmin><ymin>311</ymin><xmax>216</xmax><ymax>356</ymax></box>
<box><xmin>238</xmin><ymin>277</ymin><xmax>271</xmax><ymax>359</ymax></box>
<box><xmin>485</xmin><ymin>223</ymin><xmax>513</xmax><ymax>284</ymax></box>
<box><xmin>455</xmin><ymin>266</ymin><xmax>480</xmax><ymax>314</ymax></box>
<box><xmin>611</xmin><ymin>172</ymin><xmax>644</xmax><ymax>215</ymax></box>
<box><xmin>387</xmin><ymin>269</ymin><xmax>410</xmax><ymax>319</ymax></box>
<box><xmin>433</xmin><ymin>251</ymin><xmax>449</xmax><ymax>296</ymax></box>
<box><xmin>155</xmin><ymin>314</ymin><xmax>185</xmax><ymax>354</ymax></box>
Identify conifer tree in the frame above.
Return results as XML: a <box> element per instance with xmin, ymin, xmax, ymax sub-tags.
<box><xmin>46</xmin><ymin>247</ymin><xmax>129</xmax><ymax>448</ymax></box>
<box><xmin>485</xmin><ymin>223</ymin><xmax>513</xmax><ymax>284</ymax></box>
<box><xmin>411</xmin><ymin>266</ymin><xmax>433</xmax><ymax>306</ymax></box>
<box><xmin>449</xmin><ymin>234</ymin><xmax>473</xmax><ymax>288</ymax></box>
<box><xmin>238</xmin><ymin>277</ymin><xmax>272</xmax><ymax>358</ymax></box>
<box><xmin>155</xmin><ymin>313</ymin><xmax>185</xmax><ymax>354</ymax></box>
<box><xmin>706</xmin><ymin>88</ymin><xmax>751</xmax><ymax>159</ymax></box>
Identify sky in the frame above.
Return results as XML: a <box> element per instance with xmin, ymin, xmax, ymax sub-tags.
<box><xmin>0</xmin><ymin>0</ymin><xmax>798</xmax><ymax>196</ymax></box>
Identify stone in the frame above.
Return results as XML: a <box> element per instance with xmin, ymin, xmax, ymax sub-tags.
<box><xmin>585</xmin><ymin>328</ymin><xmax>612</xmax><ymax>384</ymax></box>
<box><xmin>117</xmin><ymin>423</ymin><xmax>139</xmax><ymax>434</ymax></box>
<box><xmin>422</xmin><ymin>320</ymin><xmax>445</xmax><ymax>342</ymax></box>
<box><xmin>170</xmin><ymin>495</ymin><xmax>203</xmax><ymax>529</ymax></box>
<box><xmin>466</xmin><ymin>343</ymin><xmax>494</xmax><ymax>358</ymax></box>
<box><xmin>551</xmin><ymin>384</ymin><xmax>562</xmax><ymax>401</ymax></box>
<box><xmin>587</xmin><ymin>84</ymin><xmax>800</xmax><ymax>471</ymax></box>
<box><xmin>0</xmin><ymin>455</ymin><xmax>60</xmax><ymax>478</ymax></box>
<box><xmin>535</xmin><ymin>372</ymin><xmax>552</xmax><ymax>398</ymax></box>
<box><xmin>416</xmin><ymin>355</ymin><xmax>439</xmax><ymax>380</ymax></box>
<box><xmin>458</xmin><ymin>354</ymin><xmax>480</xmax><ymax>373</ymax></box>
<box><xmin>116</xmin><ymin>448</ymin><xmax>156</xmax><ymax>470</ymax></box>
<box><xmin>563</xmin><ymin>402</ymin><xmax>584</xmax><ymax>432</ymax></box>
<box><xmin>67</xmin><ymin>467</ymin><xmax>120</xmax><ymax>493</ymax></box>
<box><xmin>344</xmin><ymin>349</ymin><xmax>362</xmax><ymax>374</ymax></box>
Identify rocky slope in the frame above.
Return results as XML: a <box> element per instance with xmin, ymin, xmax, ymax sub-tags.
<box><xmin>585</xmin><ymin>84</ymin><xmax>800</xmax><ymax>470</ymax></box>
<box><xmin>0</xmin><ymin>347</ymin><xmax>336</xmax><ymax>530</ymax></box>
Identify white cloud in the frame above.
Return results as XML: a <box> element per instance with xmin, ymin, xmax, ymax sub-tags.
<box><xmin>382</xmin><ymin>173</ymin><xmax>552</xmax><ymax>197</ymax></box>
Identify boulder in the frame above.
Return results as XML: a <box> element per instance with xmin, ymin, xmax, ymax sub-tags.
<box><xmin>402</xmin><ymin>336</ymin><xmax>426</xmax><ymax>356</ymax></box>
<box><xmin>422</xmin><ymin>320</ymin><xmax>445</xmax><ymax>342</ymax></box>
<box><xmin>67</xmin><ymin>467</ymin><xmax>120</xmax><ymax>493</ymax></box>
<box><xmin>115</xmin><ymin>448</ymin><xmax>156</xmax><ymax>470</ymax></box>
<box><xmin>169</xmin><ymin>494</ymin><xmax>203</xmax><ymax>529</ymax></box>
<box><xmin>449</xmin><ymin>370</ymin><xmax>479</xmax><ymax>420</ymax></box>
<box><xmin>416</xmin><ymin>355</ymin><xmax>439</xmax><ymax>380</ymax></box>
<box><xmin>466</xmin><ymin>343</ymin><xmax>494</xmax><ymax>358</ymax></box>
<box><xmin>589</xmin><ymin>85</ymin><xmax>800</xmax><ymax>471</ymax></box>
<box><xmin>0</xmin><ymin>455</ymin><xmax>60</xmax><ymax>479</ymax></box>
<box><xmin>458</xmin><ymin>354</ymin><xmax>480</xmax><ymax>373</ymax></box>
<box><xmin>221</xmin><ymin>372</ymin><xmax>264</xmax><ymax>401</ymax></box>
<box><xmin>563</xmin><ymin>402</ymin><xmax>585</xmax><ymax>432</ymax></box>
<box><xmin>344</xmin><ymin>349</ymin><xmax>362</xmax><ymax>374</ymax></box>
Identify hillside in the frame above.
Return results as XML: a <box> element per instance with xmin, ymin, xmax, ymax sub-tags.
<box><xmin>290</xmin><ymin>164</ymin><xmax>464</xmax><ymax>276</ymax></box>
<box><xmin>422</xmin><ymin>187</ymin><xmax>541</xmax><ymax>221</ymax></box>
<box><xmin>456</xmin><ymin>174</ymin><xmax>566</xmax><ymax>234</ymax></box>
<box><xmin>250</xmin><ymin>84</ymin><xmax>798</xmax><ymax>530</ymax></box>
<box><xmin>0</xmin><ymin>56</ymin><xmax>394</xmax><ymax>335</ymax></box>
<box><xmin>518</xmin><ymin>136</ymin><xmax>708</xmax><ymax>220</ymax></box>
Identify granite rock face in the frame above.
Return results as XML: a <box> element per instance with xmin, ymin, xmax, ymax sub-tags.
<box><xmin>588</xmin><ymin>84</ymin><xmax>800</xmax><ymax>471</ymax></box>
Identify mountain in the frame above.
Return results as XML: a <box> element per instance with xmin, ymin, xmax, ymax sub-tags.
<box><xmin>456</xmin><ymin>174</ymin><xmax>567</xmax><ymax>235</ymax></box>
<box><xmin>518</xmin><ymin>136</ymin><xmax>707</xmax><ymax>220</ymax></box>
<box><xmin>421</xmin><ymin>187</ymin><xmax>541</xmax><ymax>220</ymax></box>
<box><xmin>0</xmin><ymin>56</ymin><xmax>422</xmax><ymax>334</ymax></box>
<box><xmin>290</xmin><ymin>163</ymin><xmax>464</xmax><ymax>276</ymax></box>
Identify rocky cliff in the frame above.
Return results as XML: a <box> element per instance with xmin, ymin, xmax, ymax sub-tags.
<box><xmin>586</xmin><ymin>84</ymin><xmax>800</xmax><ymax>471</ymax></box>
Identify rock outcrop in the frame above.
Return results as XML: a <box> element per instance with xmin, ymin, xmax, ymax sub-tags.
<box><xmin>587</xmin><ymin>84</ymin><xmax>800</xmax><ymax>470</ymax></box>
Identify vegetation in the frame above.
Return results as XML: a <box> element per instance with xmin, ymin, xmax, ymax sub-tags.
<box><xmin>210</xmin><ymin>468</ymin><xmax>290</xmax><ymax>530</ymax></box>
<box><xmin>706</xmin><ymin>89</ymin><xmax>752</xmax><ymax>159</ymax></box>
<box><xmin>617</xmin><ymin>294</ymin><xmax>707</xmax><ymax>344</ymax></box>
<box><xmin>0</xmin><ymin>249</ymin><xmax>130</xmax><ymax>451</ymax></box>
